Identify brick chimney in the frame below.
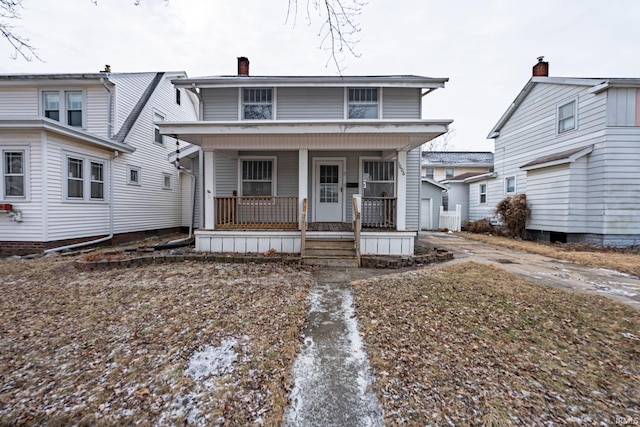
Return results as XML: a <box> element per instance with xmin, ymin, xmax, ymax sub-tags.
<box><xmin>533</xmin><ymin>56</ymin><xmax>548</xmax><ymax>77</ymax></box>
<box><xmin>238</xmin><ymin>57</ymin><xmax>249</xmax><ymax>76</ymax></box>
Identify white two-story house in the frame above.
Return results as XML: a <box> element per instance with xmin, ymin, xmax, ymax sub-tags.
<box><xmin>0</xmin><ymin>69</ymin><xmax>199</xmax><ymax>256</ymax></box>
<box><xmin>159</xmin><ymin>57</ymin><xmax>451</xmax><ymax>265</ymax></box>
<box><xmin>474</xmin><ymin>58</ymin><xmax>640</xmax><ymax>246</ymax></box>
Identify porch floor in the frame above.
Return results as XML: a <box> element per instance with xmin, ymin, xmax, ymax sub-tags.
<box><xmin>308</xmin><ymin>222</ymin><xmax>353</xmax><ymax>232</ymax></box>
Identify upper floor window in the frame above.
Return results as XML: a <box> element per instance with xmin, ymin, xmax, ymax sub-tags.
<box><xmin>425</xmin><ymin>167</ymin><xmax>434</xmax><ymax>179</ymax></box>
<box><xmin>505</xmin><ymin>176</ymin><xmax>516</xmax><ymax>194</ymax></box>
<box><xmin>445</xmin><ymin>167</ymin><xmax>454</xmax><ymax>179</ymax></box>
<box><xmin>154</xmin><ymin>112</ymin><xmax>165</xmax><ymax>145</ymax></box>
<box><xmin>162</xmin><ymin>173</ymin><xmax>172</xmax><ymax>190</ymax></box>
<box><xmin>42</xmin><ymin>90</ymin><xmax>83</xmax><ymax>127</ymax></box>
<box><xmin>127</xmin><ymin>165</ymin><xmax>141</xmax><ymax>185</ymax></box>
<box><xmin>175</xmin><ymin>88</ymin><xmax>181</xmax><ymax>105</ymax></box>
<box><xmin>3</xmin><ymin>149</ymin><xmax>26</xmax><ymax>198</ymax></box>
<box><xmin>243</xmin><ymin>88</ymin><xmax>273</xmax><ymax>120</ymax></box>
<box><xmin>363</xmin><ymin>160</ymin><xmax>395</xmax><ymax>197</ymax></box>
<box><xmin>65</xmin><ymin>154</ymin><xmax>106</xmax><ymax>201</ymax></box>
<box><xmin>240</xmin><ymin>158</ymin><xmax>275</xmax><ymax>196</ymax></box>
<box><xmin>348</xmin><ymin>88</ymin><xmax>378</xmax><ymax>119</ymax></box>
<box><xmin>479</xmin><ymin>183</ymin><xmax>487</xmax><ymax>204</ymax></box>
<box><xmin>557</xmin><ymin>100</ymin><xmax>576</xmax><ymax>133</ymax></box>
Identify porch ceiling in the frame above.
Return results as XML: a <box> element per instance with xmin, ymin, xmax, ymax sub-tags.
<box><xmin>158</xmin><ymin>120</ymin><xmax>451</xmax><ymax>151</ymax></box>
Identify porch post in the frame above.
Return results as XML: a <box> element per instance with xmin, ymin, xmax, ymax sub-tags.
<box><xmin>204</xmin><ymin>150</ymin><xmax>215</xmax><ymax>229</ymax></box>
<box><xmin>298</xmin><ymin>148</ymin><xmax>308</xmax><ymax>228</ymax></box>
<box><xmin>396</xmin><ymin>150</ymin><xmax>407</xmax><ymax>230</ymax></box>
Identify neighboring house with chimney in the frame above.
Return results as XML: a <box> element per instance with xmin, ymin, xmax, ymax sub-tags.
<box><xmin>0</xmin><ymin>70</ymin><xmax>199</xmax><ymax>256</ymax></box>
<box><xmin>159</xmin><ymin>57</ymin><xmax>452</xmax><ymax>265</ymax></box>
<box><xmin>474</xmin><ymin>57</ymin><xmax>640</xmax><ymax>246</ymax></box>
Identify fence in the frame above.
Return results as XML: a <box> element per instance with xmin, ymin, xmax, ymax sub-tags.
<box><xmin>439</xmin><ymin>204</ymin><xmax>461</xmax><ymax>232</ymax></box>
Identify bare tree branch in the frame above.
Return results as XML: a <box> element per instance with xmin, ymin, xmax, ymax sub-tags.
<box><xmin>423</xmin><ymin>128</ymin><xmax>457</xmax><ymax>152</ymax></box>
<box><xmin>1</xmin><ymin>0</ymin><xmax>41</xmax><ymax>61</ymax></box>
<box><xmin>287</xmin><ymin>0</ymin><xmax>367</xmax><ymax>73</ymax></box>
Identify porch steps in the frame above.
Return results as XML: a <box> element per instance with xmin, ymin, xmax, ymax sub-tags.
<box><xmin>302</xmin><ymin>237</ymin><xmax>359</xmax><ymax>267</ymax></box>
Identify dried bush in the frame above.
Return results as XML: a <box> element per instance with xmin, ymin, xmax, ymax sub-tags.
<box><xmin>462</xmin><ymin>218</ymin><xmax>495</xmax><ymax>234</ymax></box>
<box><xmin>495</xmin><ymin>194</ymin><xmax>530</xmax><ymax>239</ymax></box>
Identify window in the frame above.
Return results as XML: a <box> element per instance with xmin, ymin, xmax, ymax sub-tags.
<box><xmin>558</xmin><ymin>100</ymin><xmax>576</xmax><ymax>133</ymax></box>
<box><xmin>445</xmin><ymin>167</ymin><xmax>454</xmax><ymax>179</ymax></box>
<box><xmin>3</xmin><ymin>150</ymin><xmax>26</xmax><ymax>198</ymax></box>
<box><xmin>425</xmin><ymin>167</ymin><xmax>434</xmax><ymax>179</ymax></box>
<box><xmin>505</xmin><ymin>176</ymin><xmax>516</xmax><ymax>194</ymax></box>
<box><xmin>162</xmin><ymin>173</ymin><xmax>172</xmax><ymax>190</ymax></box>
<box><xmin>42</xmin><ymin>91</ymin><xmax>83</xmax><ymax>127</ymax></box>
<box><xmin>65</xmin><ymin>154</ymin><xmax>106</xmax><ymax>201</ymax></box>
<box><xmin>479</xmin><ymin>183</ymin><xmax>487</xmax><ymax>204</ymax></box>
<box><xmin>90</xmin><ymin>162</ymin><xmax>104</xmax><ymax>199</ymax></box>
<box><xmin>240</xmin><ymin>159</ymin><xmax>274</xmax><ymax>196</ymax></box>
<box><xmin>67</xmin><ymin>157</ymin><xmax>84</xmax><ymax>199</ymax></box>
<box><xmin>243</xmin><ymin>88</ymin><xmax>273</xmax><ymax>120</ymax></box>
<box><xmin>362</xmin><ymin>160</ymin><xmax>395</xmax><ymax>197</ymax></box>
<box><xmin>127</xmin><ymin>165</ymin><xmax>141</xmax><ymax>185</ymax></box>
<box><xmin>175</xmin><ymin>88</ymin><xmax>181</xmax><ymax>105</ymax></box>
<box><xmin>154</xmin><ymin>112</ymin><xmax>165</xmax><ymax>145</ymax></box>
<box><xmin>348</xmin><ymin>88</ymin><xmax>378</xmax><ymax>119</ymax></box>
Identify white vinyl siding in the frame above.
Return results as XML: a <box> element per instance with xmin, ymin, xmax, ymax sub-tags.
<box><xmin>405</xmin><ymin>148</ymin><xmax>421</xmax><ymax>229</ymax></box>
<box><xmin>606</xmin><ymin>88</ymin><xmax>638</xmax><ymax>126</ymax></box>
<box><xmin>277</xmin><ymin>87</ymin><xmax>343</xmax><ymax>120</ymax></box>
<box><xmin>0</xmin><ymin>88</ymin><xmax>38</xmax><ymax>118</ymax></box>
<box><xmin>382</xmin><ymin>88</ymin><xmax>421</xmax><ymax>119</ymax></box>
<box><xmin>202</xmin><ymin>88</ymin><xmax>239</xmax><ymax>121</ymax></box>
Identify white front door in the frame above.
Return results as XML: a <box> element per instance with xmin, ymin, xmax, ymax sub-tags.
<box><xmin>314</xmin><ymin>160</ymin><xmax>344</xmax><ymax>222</ymax></box>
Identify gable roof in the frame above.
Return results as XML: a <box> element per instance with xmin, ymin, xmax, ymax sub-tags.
<box><xmin>487</xmin><ymin>76</ymin><xmax>640</xmax><ymax>139</ymax></box>
<box><xmin>112</xmin><ymin>72</ymin><xmax>165</xmax><ymax>143</ymax></box>
<box><xmin>422</xmin><ymin>151</ymin><xmax>494</xmax><ymax>166</ymax></box>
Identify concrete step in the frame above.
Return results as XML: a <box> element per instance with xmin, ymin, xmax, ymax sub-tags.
<box><xmin>304</xmin><ymin>247</ymin><xmax>357</xmax><ymax>257</ymax></box>
<box><xmin>302</xmin><ymin>256</ymin><xmax>360</xmax><ymax>267</ymax></box>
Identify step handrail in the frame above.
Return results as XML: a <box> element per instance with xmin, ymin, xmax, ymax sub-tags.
<box><xmin>301</xmin><ymin>198</ymin><xmax>307</xmax><ymax>257</ymax></box>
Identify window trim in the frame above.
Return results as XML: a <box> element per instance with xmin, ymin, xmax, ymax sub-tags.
<box><xmin>238</xmin><ymin>156</ymin><xmax>277</xmax><ymax>197</ymax></box>
<box><xmin>175</xmin><ymin>87</ymin><xmax>181</xmax><ymax>105</ymax></box>
<box><xmin>2</xmin><ymin>147</ymin><xmax>29</xmax><ymax>200</ymax></box>
<box><xmin>241</xmin><ymin>88</ymin><xmax>275</xmax><ymax>120</ymax></box>
<box><xmin>445</xmin><ymin>167</ymin><xmax>455</xmax><ymax>179</ymax></box>
<box><xmin>64</xmin><ymin>152</ymin><xmax>107</xmax><ymax>202</ymax></box>
<box><xmin>505</xmin><ymin>176</ymin><xmax>516</xmax><ymax>194</ymax></box>
<box><xmin>359</xmin><ymin>156</ymin><xmax>396</xmax><ymax>198</ymax></box>
<box><xmin>425</xmin><ymin>167</ymin><xmax>434</xmax><ymax>179</ymax></box>
<box><xmin>479</xmin><ymin>183</ymin><xmax>487</xmax><ymax>204</ymax></box>
<box><xmin>557</xmin><ymin>98</ymin><xmax>578</xmax><ymax>134</ymax></box>
<box><xmin>127</xmin><ymin>165</ymin><xmax>141</xmax><ymax>186</ymax></box>
<box><xmin>347</xmin><ymin>87</ymin><xmax>380</xmax><ymax>119</ymax></box>
<box><xmin>40</xmin><ymin>89</ymin><xmax>86</xmax><ymax>128</ymax></box>
<box><xmin>162</xmin><ymin>172</ymin><xmax>172</xmax><ymax>190</ymax></box>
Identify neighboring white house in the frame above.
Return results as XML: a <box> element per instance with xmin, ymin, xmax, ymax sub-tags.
<box><xmin>419</xmin><ymin>177</ymin><xmax>448</xmax><ymax>230</ymax></box>
<box><xmin>159</xmin><ymin>57</ymin><xmax>452</xmax><ymax>263</ymax></box>
<box><xmin>421</xmin><ymin>151</ymin><xmax>493</xmax><ymax>181</ymax></box>
<box><xmin>0</xmin><ymin>69</ymin><xmax>199</xmax><ymax>256</ymax></box>
<box><xmin>473</xmin><ymin>57</ymin><xmax>640</xmax><ymax>246</ymax></box>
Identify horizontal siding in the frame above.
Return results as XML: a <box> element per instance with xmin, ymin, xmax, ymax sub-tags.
<box><xmin>382</xmin><ymin>88</ymin><xmax>421</xmax><ymax>119</ymax></box>
<box><xmin>202</xmin><ymin>88</ymin><xmax>238</xmax><ymax>121</ymax></box>
<box><xmin>468</xmin><ymin>179</ymin><xmax>496</xmax><ymax>222</ymax></box>
<box><xmin>277</xmin><ymin>87</ymin><xmax>344</xmax><ymax>120</ymax></box>
<box><xmin>406</xmin><ymin>148</ymin><xmax>420</xmax><ymax>229</ymax></box>
<box><xmin>0</xmin><ymin>88</ymin><xmax>38</xmax><ymax>118</ymax></box>
<box><xmin>111</xmin><ymin>73</ymin><xmax>156</xmax><ymax>135</ymax></box>
<box><xmin>85</xmin><ymin>85</ymin><xmax>110</xmax><ymax>138</ymax></box>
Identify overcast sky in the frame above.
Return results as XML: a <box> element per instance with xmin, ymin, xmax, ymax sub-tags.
<box><xmin>2</xmin><ymin>0</ymin><xmax>640</xmax><ymax>151</ymax></box>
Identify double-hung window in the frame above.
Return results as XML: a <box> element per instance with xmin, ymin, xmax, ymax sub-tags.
<box><xmin>425</xmin><ymin>167</ymin><xmax>434</xmax><ymax>179</ymax></box>
<box><xmin>445</xmin><ymin>167</ymin><xmax>455</xmax><ymax>179</ymax></box>
<box><xmin>3</xmin><ymin>150</ymin><xmax>26</xmax><ymax>198</ymax></box>
<box><xmin>557</xmin><ymin>100</ymin><xmax>576</xmax><ymax>133</ymax></box>
<box><xmin>42</xmin><ymin>90</ymin><xmax>83</xmax><ymax>127</ymax></box>
<box><xmin>153</xmin><ymin>112</ymin><xmax>165</xmax><ymax>145</ymax></box>
<box><xmin>65</xmin><ymin>154</ymin><xmax>106</xmax><ymax>201</ymax></box>
<box><xmin>241</xmin><ymin>159</ymin><xmax>274</xmax><ymax>196</ymax></box>
<box><xmin>479</xmin><ymin>183</ymin><xmax>487</xmax><ymax>204</ymax></box>
<box><xmin>362</xmin><ymin>160</ymin><xmax>395</xmax><ymax>197</ymax></box>
<box><xmin>348</xmin><ymin>88</ymin><xmax>378</xmax><ymax>119</ymax></box>
<box><xmin>505</xmin><ymin>176</ymin><xmax>516</xmax><ymax>194</ymax></box>
<box><xmin>243</xmin><ymin>88</ymin><xmax>273</xmax><ymax>120</ymax></box>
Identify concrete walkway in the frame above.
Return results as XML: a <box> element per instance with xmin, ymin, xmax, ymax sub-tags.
<box><xmin>284</xmin><ymin>268</ymin><xmax>385</xmax><ymax>427</ymax></box>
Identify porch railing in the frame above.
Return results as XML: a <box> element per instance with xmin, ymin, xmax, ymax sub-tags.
<box><xmin>215</xmin><ymin>196</ymin><xmax>299</xmax><ymax>229</ymax></box>
<box><xmin>361</xmin><ymin>197</ymin><xmax>396</xmax><ymax>229</ymax></box>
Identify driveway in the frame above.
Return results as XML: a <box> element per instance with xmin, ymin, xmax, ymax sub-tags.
<box><xmin>420</xmin><ymin>232</ymin><xmax>640</xmax><ymax>310</ymax></box>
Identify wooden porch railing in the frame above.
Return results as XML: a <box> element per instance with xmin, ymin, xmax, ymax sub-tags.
<box><xmin>215</xmin><ymin>196</ymin><xmax>299</xmax><ymax>229</ymax></box>
<box><xmin>361</xmin><ymin>197</ymin><xmax>396</xmax><ymax>229</ymax></box>
<box><xmin>301</xmin><ymin>198</ymin><xmax>308</xmax><ymax>255</ymax></box>
<box><xmin>352</xmin><ymin>196</ymin><xmax>361</xmax><ymax>265</ymax></box>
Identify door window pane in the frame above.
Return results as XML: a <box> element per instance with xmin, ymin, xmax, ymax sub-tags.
<box><xmin>320</xmin><ymin>165</ymin><xmax>339</xmax><ymax>203</ymax></box>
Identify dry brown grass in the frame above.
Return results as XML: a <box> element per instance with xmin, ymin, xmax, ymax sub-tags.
<box><xmin>458</xmin><ymin>232</ymin><xmax>640</xmax><ymax>278</ymax></box>
<box><xmin>0</xmin><ymin>255</ymin><xmax>313</xmax><ymax>425</ymax></box>
<box><xmin>353</xmin><ymin>262</ymin><xmax>640</xmax><ymax>425</ymax></box>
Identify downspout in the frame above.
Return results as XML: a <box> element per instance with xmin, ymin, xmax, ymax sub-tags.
<box><xmin>100</xmin><ymin>77</ymin><xmax>113</xmax><ymax>138</ymax></box>
<box><xmin>44</xmin><ymin>150</ymin><xmax>118</xmax><ymax>254</ymax></box>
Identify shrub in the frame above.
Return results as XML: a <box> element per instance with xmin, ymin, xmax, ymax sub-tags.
<box><xmin>462</xmin><ymin>218</ymin><xmax>495</xmax><ymax>234</ymax></box>
<box><xmin>495</xmin><ymin>194</ymin><xmax>530</xmax><ymax>239</ymax></box>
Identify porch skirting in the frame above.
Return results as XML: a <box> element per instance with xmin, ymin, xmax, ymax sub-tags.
<box><xmin>194</xmin><ymin>229</ymin><xmax>417</xmax><ymax>256</ymax></box>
